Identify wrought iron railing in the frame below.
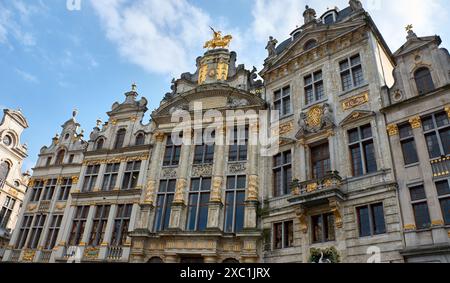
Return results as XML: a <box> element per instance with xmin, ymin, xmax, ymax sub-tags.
<box><xmin>431</xmin><ymin>155</ymin><xmax>450</xmax><ymax>178</ymax></box>
<box><xmin>39</xmin><ymin>250</ymin><xmax>52</xmax><ymax>263</ymax></box>
<box><xmin>9</xmin><ymin>250</ymin><xmax>21</xmax><ymax>262</ymax></box>
<box><xmin>106</xmin><ymin>246</ymin><xmax>123</xmax><ymax>260</ymax></box>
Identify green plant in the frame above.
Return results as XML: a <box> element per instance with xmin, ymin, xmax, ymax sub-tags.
<box><xmin>309</xmin><ymin>246</ymin><xmax>340</xmax><ymax>263</ymax></box>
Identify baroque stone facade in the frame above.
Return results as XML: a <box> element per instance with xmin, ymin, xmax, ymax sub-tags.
<box><xmin>3</xmin><ymin>1</ymin><xmax>450</xmax><ymax>263</ymax></box>
<box><xmin>0</xmin><ymin>109</ymin><xmax>30</xmax><ymax>260</ymax></box>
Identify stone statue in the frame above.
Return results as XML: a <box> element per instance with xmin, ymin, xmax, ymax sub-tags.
<box><xmin>303</xmin><ymin>5</ymin><xmax>317</xmax><ymax>25</ymax></box>
<box><xmin>349</xmin><ymin>0</ymin><xmax>363</xmax><ymax>12</ymax></box>
<box><xmin>227</xmin><ymin>97</ymin><xmax>249</xmax><ymax>108</ymax></box>
<box><xmin>322</xmin><ymin>103</ymin><xmax>335</xmax><ymax>127</ymax></box>
<box><xmin>266</xmin><ymin>36</ymin><xmax>278</xmax><ymax>58</ymax></box>
<box><xmin>297</xmin><ymin>112</ymin><xmax>308</xmax><ymax>136</ymax></box>
<box><xmin>204</xmin><ymin>27</ymin><xmax>233</xmax><ymax>49</ymax></box>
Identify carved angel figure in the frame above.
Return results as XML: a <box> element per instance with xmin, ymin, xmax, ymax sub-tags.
<box><xmin>266</xmin><ymin>36</ymin><xmax>278</xmax><ymax>58</ymax></box>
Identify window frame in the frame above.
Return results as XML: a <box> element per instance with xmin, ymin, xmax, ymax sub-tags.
<box><xmin>348</xmin><ymin>124</ymin><xmax>378</xmax><ymax>177</ymax></box>
<box><xmin>121</xmin><ymin>161</ymin><xmax>141</xmax><ymax>190</ymax></box>
<box><xmin>272</xmin><ymin>150</ymin><xmax>292</xmax><ymax>197</ymax></box>
<box><xmin>42</xmin><ymin>179</ymin><xmax>57</xmax><ymax>201</ymax></box>
<box><xmin>186</xmin><ymin>177</ymin><xmax>211</xmax><ymax>231</ymax></box>
<box><xmin>399</xmin><ymin>123</ymin><xmax>419</xmax><ymax>165</ymax></box>
<box><xmin>409</xmin><ymin>185</ymin><xmax>431</xmax><ymax>230</ymax></box>
<box><xmin>304</xmin><ymin>70</ymin><xmax>325</xmax><ymax>106</ymax></box>
<box><xmin>27</xmin><ymin>214</ymin><xmax>47</xmax><ymax>249</ymax></box>
<box><xmin>272</xmin><ymin>220</ymin><xmax>294</xmax><ymax>250</ymax></box>
<box><xmin>224</xmin><ymin>175</ymin><xmax>246</xmax><ymax>233</ymax></box>
<box><xmin>15</xmin><ymin>215</ymin><xmax>34</xmax><ymax>249</ymax></box>
<box><xmin>89</xmin><ymin>205</ymin><xmax>111</xmax><ymax>247</ymax></box>
<box><xmin>68</xmin><ymin>206</ymin><xmax>90</xmax><ymax>246</ymax></box>
<box><xmin>30</xmin><ymin>180</ymin><xmax>45</xmax><ymax>202</ymax></box>
<box><xmin>273</xmin><ymin>86</ymin><xmax>292</xmax><ymax>118</ymax></box>
<box><xmin>435</xmin><ymin>179</ymin><xmax>450</xmax><ymax>225</ymax></box>
<box><xmin>311</xmin><ymin>212</ymin><xmax>336</xmax><ymax>244</ymax></box>
<box><xmin>153</xmin><ymin>179</ymin><xmax>176</xmax><ymax>232</ymax></box>
<box><xmin>193</xmin><ymin>130</ymin><xmax>215</xmax><ymax>165</ymax></box>
<box><xmin>113</xmin><ymin>129</ymin><xmax>127</xmax><ymax>149</ymax></box>
<box><xmin>228</xmin><ymin>126</ymin><xmax>248</xmax><ymax>162</ymax></box>
<box><xmin>44</xmin><ymin>215</ymin><xmax>63</xmax><ymax>250</ymax></box>
<box><xmin>82</xmin><ymin>165</ymin><xmax>100</xmax><ymax>192</ymax></box>
<box><xmin>422</xmin><ymin>111</ymin><xmax>450</xmax><ymax>159</ymax></box>
<box><xmin>111</xmin><ymin>204</ymin><xmax>133</xmax><ymax>247</ymax></box>
<box><xmin>163</xmin><ymin>136</ymin><xmax>182</xmax><ymax>167</ymax></box>
<box><xmin>57</xmin><ymin>178</ymin><xmax>73</xmax><ymax>201</ymax></box>
<box><xmin>101</xmin><ymin>163</ymin><xmax>120</xmax><ymax>192</ymax></box>
<box><xmin>414</xmin><ymin>67</ymin><xmax>435</xmax><ymax>95</ymax></box>
<box><xmin>339</xmin><ymin>54</ymin><xmax>364</xmax><ymax>91</ymax></box>
<box><xmin>310</xmin><ymin>142</ymin><xmax>331</xmax><ymax>180</ymax></box>
<box><xmin>0</xmin><ymin>196</ymin><xmax>16</xmax><ymax>229</ymax></box>
<box><xmin>356</xmin><ymin>202</ymin><xmax>387</xmax><ymax>237</ymax></box>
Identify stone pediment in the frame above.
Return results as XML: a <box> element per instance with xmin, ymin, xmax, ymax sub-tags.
<box><xmin>2</xmin><ymin>109</ymin><xmax>29</xmax><ymax>129</ymax></box>
<box><xmin>339</xmin><ymin>110</ymin><xmax>374</xmax><ymax>126</ymax></box>
<box><xmin>394</xmin><ymin>36</ymin><xmax>441</xmax><ymax>57</ymax></box>
<box><xmin>266</xmin><ymin>20</ymin><xmax>366</xmax><ymax>72</ymax></box>
<box><xmin>152</xmin><ymin>84</ymin><xmax>266</xmax><ymax>119</ymax></box>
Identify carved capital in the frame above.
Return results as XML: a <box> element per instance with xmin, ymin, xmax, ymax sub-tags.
<box><xmin>71</xmin><ymin>176</ymin><xmax>79</xmax><ymax>184</ymax></box>
<box><xmin>295</xmin><ymin>207</ymin><xmax>308</xmax><ymax>234</ymax></box>
<box><xmin>387</xmin><ymin>124</ymin><xmax>399</xmax><ymax>136</ymax></box>
<box><xmin>154</xmin><ymin>132</ymin><xmax>166</xmax><ymax>143</ymax></box>
<box><xmin>445</xmin><ymin>105</ymin><xmax>450</xmax><ymax>119</ymax></box>
<box><xmin>329</xmin><ymin>197</ymin><xmax>343</xmax><ymax>229</ymax></box>
<box><xmin>409</xmin><ymin>116</ymin><xmax>422</xmax><ymax>129</ymax></box>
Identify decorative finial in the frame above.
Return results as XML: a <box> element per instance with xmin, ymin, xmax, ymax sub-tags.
<box><xmin>72</xmin><ymin>109</ymin><xmax>78</xmax><ymax>119</ymax></box>
<box><xmin>131</xmin><ymin>82</ymin><xmax>137</xmax><ymax>92</ymax></box>
<box><xmin>405</xmin><ymin>24</ymin><xmax>413</xmax><ymax>32</ymax></box>
<box><xmin>204</xmin><ymin>27</ymin><xmax>232</xmax><ymax>49</ymax></box>
<box><xmin>96</xmin><ymin>118</ymin><xmax>102</xmax><ymax>127</ymax></box>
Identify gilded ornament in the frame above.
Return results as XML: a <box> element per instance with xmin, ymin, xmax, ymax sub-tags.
<box><xmin>174</xmin><ymin>178</ymin><xmax>187</xmax><ymax>204</ymax></box>
<box><xmin>445</xmin><ymin>106</ymin><xmax>450</xmax><ymax>119</ymax></box>
<box><xmin>387</xmin><ymin>124</ymin><xmax>399</xmax><ymax>136</ymax></box>
<box><xmin>203</xmin><ymin>27</ymin><xmax>232</xmax><ymax>49</ymax></box>
<box><xmin>306</xmin><ymin>106</ymin><xmax>323</xmax><ymax>128</ymax></box>
<box><xmin>342</xmin><ymin>92</ymin><xmax>369</xmax><ymax>110</ymax></box>
<box><xmin>306</xmin><ymin>182</ymin><xmax>318</xmax><ymax>193</ymax></box>
<box><xmin>71</xmin><ymin>176</ymin><xmax>79</xmax><ymax>184</ymax></box>
<box><xmin>144</xmin><ymin>180</ymin><xmax>156</xmax><ymax>205</ymax></box>
<box><xmin>247</xmin><ymin>175</ymin><xmax>259</xmax><ymax>201</ymax></box>
<box><xmin>216</xmin><ymin>62</ymin><xmax>229</xmax><ymax>81</ymax></box>
<box><xmin>404</xmin><ymin>224</ymin><xmax>416</xmax><ymax>230</ymax></box>
<box><xmin>198</xmin><ymin>64</ymin><xmax>208</xmax><ymax>85</ymax></box>
<box><xmin>409</xmin><ymin>116</ymin><xmax>421</xmax><ymax>129</ymax></box>
<box><xmin>210</xmin><ymin>177</ymin><xmax>223</xmax><ymax>202</ymax></box>
<box><xmin>154</xmin><ymin>132</ymin><xmax>166</xmax><ymax>143</ymax></box>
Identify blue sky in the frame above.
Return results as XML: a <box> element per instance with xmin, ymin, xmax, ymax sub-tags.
<box><xmin>0</xmin><ymin>0</ymin><xmax>449</xmax><ymax>172</ymax></box>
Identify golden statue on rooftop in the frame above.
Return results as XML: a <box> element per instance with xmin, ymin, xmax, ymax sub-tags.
<box><xmin>204</xmin><ymin>27</ymin><xmax>232</xmax><ymax>49</ymax></box>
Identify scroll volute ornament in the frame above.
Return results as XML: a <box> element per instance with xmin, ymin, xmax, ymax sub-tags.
<box><xmin>329</xmin><ymin>198</ymin><xmax>343</xmax><ymax>229</ymax></box>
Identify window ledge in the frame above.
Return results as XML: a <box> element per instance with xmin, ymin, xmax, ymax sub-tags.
<box><xmin>302</xmin><ymin>98</ymin><xmax>329</xmax><ymax>111</ymax></box>
<box><xmin>404</xmin><ymin>162</ymin><xmax>420</xmax><ymax>169</ymax></box>
<box><xmin>338</xmin><ymin>83</ymin><xmax>369</xmax><ymax>97</ymax></box>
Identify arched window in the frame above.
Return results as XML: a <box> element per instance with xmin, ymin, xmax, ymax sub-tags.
<box><xmin>96</xmin><ymin>138</ymin><xmax>105</xmax><ymax>150</ymax></box>
<box><xmin>135</xmin><ymin>133</ymin><xmax>145</xmax><ymax>146</ymax></box>
<box><xmin>114</xmin><ymin>129</ymin><xmax>126</xmax><ymax>149</ymax></box>
<box><xmin>222</xmin><ymin>258</ymin><xmax>239</xmax><ymax>264</ymax></box>
<box><xmin>414</xmin><ymin>67</ymin><xmax>435</xmax><ymax>95</ymax></box>
<box><xmin>304</xmin><ymin>39</ymin><xmax>317</xmax><ymax>51</ymax></box>
<box><xmin>147</xmin><ymin>257</ymin><xmax>164</xmax><ymax>263</ymax></box>
<box><xmin>55</xmin><ymin>150</ymin><xmax>65</xmax><ymax>165</ymax></box>
<box><xmin>0</xmin><ymin>161</ymin><xmax>10</xmax><ymax>186</ymax></box>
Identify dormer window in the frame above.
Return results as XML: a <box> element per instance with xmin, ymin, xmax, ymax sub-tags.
<box><xmin>96</xmin><ymin>138</ymin><xmax>105</xmax><ymax>150</ymax></box>
<box><xmin>322</xmin><ymin>10</ymin><xmax>337</xmax><ymax>25</ymax></box>
<box><xmin>304</xmin><ymin>39</ymin><xmax>318</xmax><ymax>51</ymax></box>
<box><xmin>55</xmin><ymin>150</ymin><xmax>66</xmax><ymax>165</ymax></box>
<box><xmin>114</xmin><ymin>129</ymin><xmax>126</xmax><ymax>149</ymax></box>
<box><xmin>414</xmin><ymin>67</ymin><xmax>435</xmax><ymax>95</ymax></box>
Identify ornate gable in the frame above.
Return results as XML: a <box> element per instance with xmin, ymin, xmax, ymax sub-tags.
<box><xmin>339</xmin><ymin>110</ymin><xmax>374</xmax><ymax>126</ymax></box>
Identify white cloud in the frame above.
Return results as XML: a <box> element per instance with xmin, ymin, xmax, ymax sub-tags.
<box><xmin>90</xmin><ymin>0</ymin><xmax>213</xmax><ymax>77</ymax></box>
<box><xmin>0</xmin><ymin>1</ymin><xmax>37</xmax><ymax>47</ymax></box>
<box><xmin>15</xmin><ymin>68</ymin><xmax>39</xmax><ymax>83</ymax></box>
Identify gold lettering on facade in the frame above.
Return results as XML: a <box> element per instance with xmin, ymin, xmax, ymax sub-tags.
<box><xmin>342</xmin><ymin>92</ymin><xmax>369</xmax><ymax>110</ymax></box>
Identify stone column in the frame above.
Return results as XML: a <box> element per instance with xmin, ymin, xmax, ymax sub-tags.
<box><xmin>170</xmin><ymin>129</ymin><xmax>193</xmax><ymax>230</ymax></box>
<box><xmin>244</xmin><ymin>123</ymin><xmax>259</xmax><ymax>230</ymax></box>
<box><xmin>298</xmin><ymin>140</ymin><xmax>307</xmax><ymax>182</ymax></box>
<box><xmin>114</xmin><ymin>162</ymin><xmax>126</xmax><ymax>191</ymax></box>
<box><xmin>327</xmin><ymin>130</ymin><xmax>336</xmax><ymax>172</ymax></box>
<box><xmin>139</xmin><ymin>132</ymin><xmax>165</xmax><ymax>230</ymax></box>
<box><xmin>208</xmin><ymin>126</ymin><xmax>225</xmax><ymax>230</ymax></box>
<box><xmin>94</xmin><ymin>163</ymin><xmax>106</xmax><ymax>192</ymax></box>
<box><xmin>409</xmin><ymin>116</ymin><xmax>447</xmax><ymax>243</ymax></box>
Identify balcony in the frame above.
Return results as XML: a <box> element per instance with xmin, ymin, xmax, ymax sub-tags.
<box><xmin>431</xmin><ymin>155</ymin><xmax>450</xmax><ymax>178</ymax></box>
<box><xmin>106</xmin><ymin>246</ymin><xmax>123</xmax><ymax>261</ymax></box>
<box><xmin>9</xmin><ymin>250</ymin><xmax>21</xmax><ymax>262</ymax></box>
<box><xmin>39</xmin><ymin>250</ymin><xmax>52</xmax><ymax>263</ymax></box>
<box><xmin>288</xmin><ymin>172</ymin><xmax>345</xmax><ymax>206</ymax></box>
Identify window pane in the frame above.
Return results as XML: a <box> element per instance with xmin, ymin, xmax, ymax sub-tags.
<box><xmin>274</xmin><ymin>223</ymin><xmax>282</xmax><ymax>249</ymax></box>
<box><xmin>440</xmin><ymin>128</ymin><xmax>450</xmax><ymax>155</ymax></box>
<box><xmin>425</xmin><ymin>133</ymin><xmax>441</xmax><ymax>158</ymax></box>
<box><xmin>339</xmin><ymin>60</ymin><xmax>349</xmax><ymax>71</ymax></box>
<box><xmin>197</xmin><ymin>193</ymin><xmax>210</xmax><ymax>231</ymax></box>
<box><xmin>352</xmin><ymin>65</ymin><xmax>364</xmax><ymax>86</ymax></box>
<box><xmin>350</xmin><ymin>145</ymin><xmax>363</xmax><ymax>177</ymax></box>
<box><xmin>236</xmin><ymin>176</ymin><xmax>246</xmax><ymax>189</ymax></box>
<box><xmin>187</xmin><ymin>195</ymin><xmax>198</xmax><ymax>231</ymax></box>
<box><xmin>435</xmin><ymin>112</ymin><xmax>449</xmax><ymax>127</ymax></box>
<box><xmin>357</xmin><ymin>206</ymin><xmax>371</xmax><ymax>237</ymax></box>
<box><xmin>399</xmin><ymin>124</ymin><xmax>413</xmax><ymax>139</ymax></box>
<box><xmin>410</xmin><ymin>185</ymin><xmax>426</xmax><ymax>201</ymax></box>
<box><xmin>325</xmin><ymin>214</ymin><xmax>335</xmax><ymax>241</ymax></box>
<box><xmin>401</xmin><ymin>139</ymin><xmax>419</xmax><ymax>165</ymax></box>
<box><xmin>436</xmin><ymin>181</ymin><xmax>450</xmax><ymax>196</ymax></box>
<box><xmin>315</xmin><ymin>81</ymin><xmax>324</xmax><ymax>101</ymax></box>
<box><xmin>371</xmin><ymin>203</ymin><xmax>386</xmax><ymax>235</ymax></box>
<box><xmin>350</xmin><ymin>55</ymin><xmax>361</xmax><ymax>66</ymax></box>
<box><xmin>341</xmin><ymin>71</ymin><xmax>352</xmax><ymax>91</ymax></box>
<box><xmin>285</xmin><ymin>221</ymin><xmax>294</xmax><ymax>248</ymax></box>
<box><xmin>235</xmin><ymin>192</ymin><xmax>245</xmax><ymax>233</ymax></box>
<box><xmin>422</xmin><ymin>117</ymin><xmax>435</xmax><ymax>131</ymax></box>
<box><xmin>283</xmin><ymin>96</ymin><xmax>291</xmax><ymax>115</ymax></box>
<box><xmin>363</xmin><ymin>141</ymin><xmax>377</xmax><ymax>174</ymax></box>
<box><xmin>224</xmin><ymin>192</ymin><xmax>234</xmax><ymax>233</ymax></box>
<box><xmin>413</xmin><ymin>202</ymin><xmax>431</xmax><ymax>229</ymax></box>
<box><xmin>348</xmin><ymin>129</ymin><xmax>359</xmax><ymax>143</ymax></box>
<box><xmin>312</xmin><ymin>215</ymin><xmax>323</xmax><ymax>243</ymax></box>
<box><xmin>440</xmin><ymin>198</ymin><xmax>450</xmax><ymax>225</ymax></box>
<box><xmin>361</xmin><ymin>125</ymin><xmax>372</xmax><ymax>139</ymax></box>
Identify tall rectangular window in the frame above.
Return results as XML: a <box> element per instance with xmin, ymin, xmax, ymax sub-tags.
<box><xmin>340</xmin><ymin>54</ymin><xmax>364</xmax><ymax>91</ymax></box>
<box><xmin>348</xmin><ymin>124</ymin><xmax>377</xmax><ymax>177</ymax></box>
<box><xmin>44</xmin><ymin>215</ymin><xmax>63</xmax><ymax>250</ymax></box>
<box><xmin>82</xmin><ymin>165</ymin><xmax>100</xmax><ymax>192</ymax></box>
<box><xmin>186</xmin><ymin>178</ymin><xmax>211</xmax><ymax>231</ymax></box>
<box><xmin>356</xmin><ymin>203</ymin><xmax>386</xmax><ymax>237</ymax></box>
<box><xmin>154</xmin><ymin>180</ymin><xmax>176</xmax><ymax>232</ymax></box>
<box><xmin>27</xmin><ymin>214</ymin><xmax>47</xmax><ymax>249</ymax></box>
<box><xmin>57</xmin><ymin>178</ymin><xmax>73</xmax><ymax>201</ymax></box>
<box><xmin>89</xmin><ymin>205</ymin><xmax>111</xmax><ymax>247</ymax></box>
<box><xmin>273</xmin><ymin>221</ymin><xmax>294</xmax><ymax>250</ymax></box>
<box><xmin>111</xmin><ymin>204</ymin><xmax>132</xmax><ymax>246</ymax></box>
<box><xmin>224</xmin><ymin>176</ymin><xmax>246</xmax><ymax>233</ymax></box>
<box><xmin>435</xmin><ymin>180</ymin><xmax>450</xmax><ymax>225</ymax></box>
<box><xmin>274</xmin><ymin>86</ymin><xmax>291</xmax><ymax>117</ymax></box>
<box><xmin>422</xmin><ymin>111</ymin><xmax>450</xmax><ymax>159</ymax></box>
<box><xmin>410</xmin><ymin>185</ymin><xmax>431</xmax><ymax>229</ymax></box>
<box><xmin>121</xmin><ymin>161</ymin><xmax>141</xmax><ymax>190</ymax></box>
<box><xmin>163</xmin><ymin>136</ymin><xmax>181</xmax><ymax>167</ymax></box>
<box><xmin>42</xmin><ymin>179</ymin><xmax>57</xmax><ymax>201</ymax></box>
<box><xmin>30</xmin><ymin>180</ymin><xmax>44</xmax><ymax>202</ymax></box>
<box><xmin>229</xmin><ymin>126</ymin><xmax>248</xmax><ymax>162</ymax></box>
<box><xmin>399</xmin><ymin>124</ymin><xmax>419</xmax><ymax>165</ymax></box>
<box><xmin>15</xmin><ymin>215</ymin><xmax>33</xmax><ymax>249</ymax></box>
<box><xmin>304</xmin><ymin>70</ymin><xmax>324</xmax><ymax>105</ymax></box>
<box><xmin>273</xmin><ymin>150</ymin><xmax>292</xmax><ymax>197</ymax></box>
<box><xmin>0</xmin><ymin>196</ymin><xmax>16</xmax><ymax>229</ymax></box>
<box><xmin>312</xmin><ymin>213</ymin><xmax>335</xmax><ymax>243</ymax></box>
<box><xmin>194</xmin><ymin>130</ymin><xmax>215</xmax><ymax>164</ymax></box>
<box><xmin>102</xmin><ymin>163</ymin><xmax>120</xmax><ymax>191</ymax></box>
<box><xmin>68</xmin><ymin>206</ymin><xmax>90</xmax><ymax>246</ymax></box>
<box><xmin>311</xmin><ymin>142</ymin><xmax>330</xmax><ymax>179</ymax></box>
